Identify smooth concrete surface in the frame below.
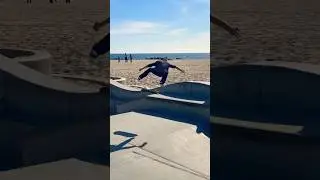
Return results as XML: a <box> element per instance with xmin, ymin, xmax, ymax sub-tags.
<box><xmin>0</xmin><ymin>159</ymin><xmax>109</xmax><ymax>180</ymax></box>
<box><xmin>110</xmin><ymin>112</ymin><xmax>210</xmax><ymax>180</ymax></box>
<box><xmin>212</xmin><ymin>61</ymin><xmax>320</xmax><ymax>125</ymax></box>
<box><xmin>0</xmin><ymin>56</ymin><xmax>108</xmax><ymax>126</ymax></box>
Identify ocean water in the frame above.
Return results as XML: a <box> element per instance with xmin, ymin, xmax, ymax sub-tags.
<box><xmin>110</xmin><ymin>53</ymin><xmax>209</xmax><ymax>60</ymax></box>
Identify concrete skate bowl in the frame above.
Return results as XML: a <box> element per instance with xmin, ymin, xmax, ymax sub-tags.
<box><xmin>0</xmin><ymin>52</ymin><xmax>109</xmax><ymax>170</ymax></box>
<box><xmin>212</xmin><ymin>61</ymin><xmax>320</xmax><ymax>127</ymax></box>
<box><xmin>110</xmin><ymin>80</ymin><xmax>210</xmax><ymax>115</ymax></box>
<box><xmin>155</xmin><ymin>81</ymin><xmax>210</xmax><ymax>103</ymax></box>
<box><xmin>0</xmin><ymin>48</ymin><xmax>52</xmax><ymax>75</ymax></box>
<box><xmin>211</xmin><ymin>61</ymin><xmax>320</xmax><ymax>179</ymax></box>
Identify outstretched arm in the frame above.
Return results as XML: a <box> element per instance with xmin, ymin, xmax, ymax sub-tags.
<box><xmin>211</xmin><ymin>14</ymin><xmax>240</xmax><ymax>38</ymax></box>
<box><xmin>139</xmin><ymin>62</ymin><xmax>156</xmax><ymax>71</ymax></box>
<box><xmin>171</xmin><ymin>65</ymin><xmax>185</xmax><ymax>73</ymax></box>
<box><xmin>93</xmin><ymin>17</ymin><xmax>110</xmax><ymax>31</ymax></box>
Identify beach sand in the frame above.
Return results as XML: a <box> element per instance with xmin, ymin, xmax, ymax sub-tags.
<box><xmin>110</xmin><ymin>60</ymin><xmax>210</xmax><ymax>88</ymax></box>
<box><xmin>0</xmin><ymin>0</ymin><xmax>109</xmax><ymax>79</ymax></box>
<box><xmin>211</xmin><ymin>0</ymin><xmax>320</xmax><ymax>66</ymax></box>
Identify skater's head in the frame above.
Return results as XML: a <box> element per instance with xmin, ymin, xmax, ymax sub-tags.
<box><xmin>161</xmin><ymin>58</ymin><xmax>168</xmax><ymax>62</ymax></box>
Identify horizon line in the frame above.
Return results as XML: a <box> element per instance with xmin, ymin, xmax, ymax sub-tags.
<box><xmin>110</xmin><ymin>52</ymin><xmax>209</xmax><ymax>54</ymax></box>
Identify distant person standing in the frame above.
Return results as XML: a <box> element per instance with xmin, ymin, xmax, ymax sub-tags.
<box><xmin>129</xmin><ymin>54</ymin><xmax>133</xmax><ymax>63</ymax></box>
<box><xmin>117</xmin><ymin>56</ymin><xmax>120</xmax><ymax>63</ymax></box>
<box><xmin>66</xmin><ymin>0</ymin><xmax>71</xmax><ymax>3</ymax></box>
<box><xmin>138</xmin><ymin>58</ymin><xmax>185</xmax><ymax>86</ymax></box>
<box><xmin>26</xmin><ymin>0</ymin><xmax>31</xmax><ymax>3</ymax></box>
<box><xmin>124</xmin><ymin>53</ymin><xmax>128</xmax><ymax>63</ymax></box>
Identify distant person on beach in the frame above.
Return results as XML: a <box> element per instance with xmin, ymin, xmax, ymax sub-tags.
<box><xmin>129</xmin><ymin>54</ymin><xmax>133</xmax><ymax>63</ymax></box>
<box><xmin>138</xmin><ymin>58</ymin><xmax>185</xmax><ymax>86</ymax></box>
<box><xmin>124</xmin><ymin>53</ymin><xmax>128</xmax><ymax>63</ymax></box>
<box><xmin>211</xmin><ymin>14</ymin><xmax>240</xmax><ymax>38</ymax></box>
<box><xmin>90</xmin><ymin>18</ymin><xmax>110</xmax><ymax>59</ymax></box>
<box><xmin>26</xmin><ymin>0</ymin><xmax>31</xmax><ymax>3</ymax></box>
<box><xmin>66</xmin><ymin>0</ymin><xmax>71</xmax><ymax>3</ymax></box>
<box><xmin>117</xmin><ymin>56</ymin><xmax>120</xmax><ymax>63</ymax></box>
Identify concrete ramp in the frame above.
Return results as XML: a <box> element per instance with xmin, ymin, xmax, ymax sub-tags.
<box><xmin>110</xmin><ymin>112</ymin><xmax>210</xmax><ymax>180</ymax></box>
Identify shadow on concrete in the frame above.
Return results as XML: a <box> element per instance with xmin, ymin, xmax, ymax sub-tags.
<box><xmin>136</xmin><ymin>110</ymin><xmax>211</xmax><ymax>138</ymax></box>
<box><xmin>110</xmin><ymin>137</ymin><xmax>137</xmax><ymax>153</ymax></box>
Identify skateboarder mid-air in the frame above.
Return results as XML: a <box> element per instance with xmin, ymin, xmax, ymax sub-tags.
<box><xmin>138</xmin><ymin>58</ymin><xmax>185</xmax><ymax>86</ymax></box>
<box><xmin>89</xmin><ymin>17</ymin><xmax>110</xmax><ymax>59</ymax></box>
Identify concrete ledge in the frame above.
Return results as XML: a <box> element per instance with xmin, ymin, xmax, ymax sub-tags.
<box><xmin>0</xmin><ymin>48</ymin><xmax>52</xmax><ymax>75</ymax></box>
<box><xmin>211</xmin><ymin>116</ymin><xmax>303</xmax><ymax>135</ymax></box>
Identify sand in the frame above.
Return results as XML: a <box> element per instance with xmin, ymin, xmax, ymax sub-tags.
<box><xmin>211</xmin><ymin>0</ymin><xmax>320</xmax><ymax>66</ymax></box>
<box><xmin>0</xmin><ymin>0</ymin><xmax>109</xmax><ymax>79</ymax></box>
<box><xmin>110</xmin><ymin>60</ymin><xmax>210</xmax><ymax>88</ymax></box>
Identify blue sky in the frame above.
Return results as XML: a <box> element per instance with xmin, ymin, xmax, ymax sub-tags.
<box><xmin>110</xmin><ymin>0</ymin><xmax>209</xmax><ymax>53</ymax></box>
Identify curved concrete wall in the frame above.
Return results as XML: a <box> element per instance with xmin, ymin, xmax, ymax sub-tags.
<box><xmin>212</xmin><ymin>61</ymin><xmax>320</xmax><ymax>124</ymax></box>
<box><xmin>157</xmin><ymin>81</ymin><xmax>210</xmax><ymax>103</ymax></box>
<box><xmin>0</xmin><ymin>56</ymin><xmax>108</xmax><ymax>127</ymax></box>
<box><xmin>117</xmin><ymin>94</ymin><xmax>209</xmax><ymax>119</ymax></box>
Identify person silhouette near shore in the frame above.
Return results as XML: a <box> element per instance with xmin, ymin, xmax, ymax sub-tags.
<box><xmin>124</xmin><ymin>53</ymin><xmax>128</xmax><ymax>63</ymax></box>
<box><xmin>129</xmin><ymin>54</ymin><xmax>133</xmax><ymax>63</ymax></box>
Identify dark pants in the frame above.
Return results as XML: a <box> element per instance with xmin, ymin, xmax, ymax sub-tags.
<box><xmin>90</xmin><ymin>34</ymin><xmax>110</xmax><ymax>58</ymax></box>
<box><xmin>139</xmin><ymin>68</ymin><xmax>168</xmax><ymax>84</ymax></box>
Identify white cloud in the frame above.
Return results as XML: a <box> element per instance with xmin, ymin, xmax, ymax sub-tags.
<box><xmin>166</xmin><ymin>28</ymin><xmax>188</xmax><ymax>36</ymax></box>
<box><xmin>111</xmin><ymin>31</ymin><xmax>209</xmax><ymax>53</ymax></box>
<box><xmin>111</xmin><ymin>21</ymin><xmax>167</xmax><ymax>35</ymax></box>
